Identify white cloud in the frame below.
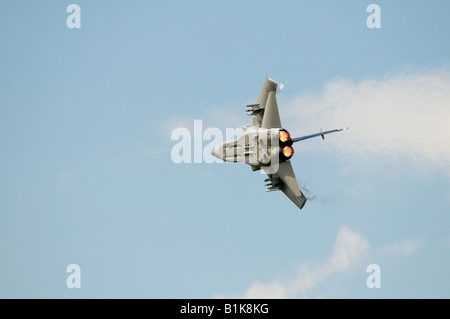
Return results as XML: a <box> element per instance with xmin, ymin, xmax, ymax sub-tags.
<box><xmin>215</xmin><ymin>226</ymin><xmax>369</xmax><ymax>299</ymax></box>
<box><xmin>379</xmin><ymin>238</ymin><xmax>424</xmax><ymax>257</ymax></box>
<box><xmin>163</xmin><ymin>118</ymin><xmax>196</xmax><ymax>137</ymax></box>
<box><xmin>214</xmin><ymin>227</ymin><xmax>428</xmax><ymax>299</ymax></box>
<box><xmin>284</xmin><ymin>67</ymin><xmax>450</xmax><ymax>176</ymax></box>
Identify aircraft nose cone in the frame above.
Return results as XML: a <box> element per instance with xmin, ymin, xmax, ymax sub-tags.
<box><xmin>211</xmin><ymin>144</ymin><xmax>224</xmax><ymax>160</ymax></box>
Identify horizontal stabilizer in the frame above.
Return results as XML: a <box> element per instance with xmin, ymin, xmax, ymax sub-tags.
<box><xmin>263</xmin><ymin>161</ymin><xmax>307</xmax><ymax>210</ymax></box>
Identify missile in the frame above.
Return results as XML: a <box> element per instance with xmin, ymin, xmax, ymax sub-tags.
<box><xmin>266</xmin><ymin>186</ymin><xmax>281</xmax><ymax>192</ymax></box>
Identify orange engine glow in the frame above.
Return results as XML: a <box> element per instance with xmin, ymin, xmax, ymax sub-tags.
<box><xmin>279</xmin><ymin>130</ymin><xmax>291</xmax><ymax>143</ymax></box>
<box><xmin>282</xmin><ymin>146</ymin><xmax>294</xmax><ymax>158</ymax></box>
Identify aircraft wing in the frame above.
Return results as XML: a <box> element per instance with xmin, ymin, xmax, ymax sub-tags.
<box><xmin>264</xmin><ymin>161</ymin><xmax>307</xmax><ymax>210</ymax></box>
<box><xmin>246</xmin><ymin>77</ymin><xmax>280</xmax><ymax>128</ymax></box>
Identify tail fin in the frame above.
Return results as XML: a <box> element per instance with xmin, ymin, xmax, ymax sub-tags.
<box><xmin>261</xmin><ymin>92</ymin><xmax>282</xmax><ymax>129</ymax></box>
<box><xmin>251</xmin><ymin>78</ymin><xmax>278</xmax><ymax>127</ymax></box>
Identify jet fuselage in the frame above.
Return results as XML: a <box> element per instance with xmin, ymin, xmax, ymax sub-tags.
<box><xmin>211</xmin><ymin>125</ymin><xmax>295</xmax><ymax>171</ymax></box>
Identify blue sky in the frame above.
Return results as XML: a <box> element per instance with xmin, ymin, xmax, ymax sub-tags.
<box><xmin>1</xmin><ymin>1</ymin><xmax>449</xmax><ymax>298</ymax></box>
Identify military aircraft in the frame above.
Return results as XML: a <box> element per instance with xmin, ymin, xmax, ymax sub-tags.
<box><xmin>211</xmin><ymin>77</ymin><xmax>347</xmax><ymax>209</ymax></box>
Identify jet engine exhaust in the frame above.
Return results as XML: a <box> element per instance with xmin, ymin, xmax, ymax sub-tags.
<box><xmin>279</xmin><ymin>129</ymin><xmax>291</xmax><ymax>143</ymax></box>
<box><xmin>282</xmin><ymin>146</ymin><xmax>294</xmax><ymax>159</ymax></box>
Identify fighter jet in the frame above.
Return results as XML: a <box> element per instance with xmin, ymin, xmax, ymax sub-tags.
<box><xmin>211</xmin><ymin>77</ymin><xmax>347</xmax><ymax>209</ymax></box>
